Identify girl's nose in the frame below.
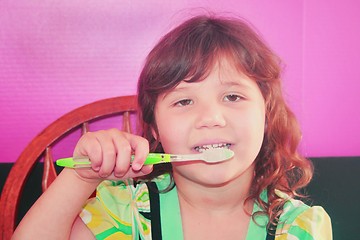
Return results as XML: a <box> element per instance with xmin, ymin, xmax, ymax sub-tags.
<box><xmin>195</xmin><ymin>103</ymin><xmax>227</xmax><ymax>129</ymax></box>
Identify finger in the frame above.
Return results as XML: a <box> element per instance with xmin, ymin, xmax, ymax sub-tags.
<box><xmin>95</xmin><ymin>130</ymin><xmax>117</xmax><ymax>177</ymax></box>
<box><xmin>113</xmin><ymin>130</ymin><xmax>143</xmax><ymax>177</ymax></box>
<box><xmin>139</xmin><ymin>165</ymin><xmax>154</xmax><ymax>175</ymax></box>
<box><xmin>74</xmin><ymin>132</ymin><xmax>103</xmax><ymax>172</ymax></box>
<box><xmin>125</xmin><ymin>133</ymin><xmax>150</xmax><ymax>171</ymax></box>
<box><xmin>105</xmin><ymin>165</ymin><xmax>154</xmax><ymax>180</ymax></box>
<box><xmin>113</xmin><ymin>133</ymin><xmax>132</xmax><ymax>177</ymax></box>
<box><xmin>112</xmin><ymin>131</ymin><xmax>150</xmax><ymax>176</ymax></box>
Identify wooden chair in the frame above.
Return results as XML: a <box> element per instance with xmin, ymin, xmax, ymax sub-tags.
<box><xmin>0</xmin><ymin>95</ymin><xmax>137</xmax><ymax>240</ymax></box>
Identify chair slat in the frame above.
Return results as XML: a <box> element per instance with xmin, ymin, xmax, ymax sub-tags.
<box><xmin>122</xmin><ymin>111</ymin><xmax>131</xmax><ymax>133</ymax></box>
<box><xmin>42</xmin><ymin>147</ymin><xmax>57</xmax><ymax>192</ymax></box>
<box><xmin>82</xmin><ymin>122</ymin><xmax>89</xmax><ymax>135</ymax></box>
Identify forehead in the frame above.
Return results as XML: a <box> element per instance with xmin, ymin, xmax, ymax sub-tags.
<box><xmin>179</xmin><ymin>57</ymin><xmax>255</xmax><ymax>87</ymax></box>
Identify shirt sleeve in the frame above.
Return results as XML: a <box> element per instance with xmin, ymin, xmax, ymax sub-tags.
<box><xmin>276</xmin><ymin>205</ymin><xmax>332</xmax><ymax>240</ymax></box>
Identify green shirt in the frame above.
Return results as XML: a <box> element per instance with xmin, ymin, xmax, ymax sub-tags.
<box><xmin>80</xmin><ymin>174</ymin><xmax>332</xmax><ymax>240</ymax></box>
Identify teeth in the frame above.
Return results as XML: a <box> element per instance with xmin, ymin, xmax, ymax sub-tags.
<box><xmin>194</xmin><ymin>143</ymin><xmax>231</xmax><ymax>153</ymax></box>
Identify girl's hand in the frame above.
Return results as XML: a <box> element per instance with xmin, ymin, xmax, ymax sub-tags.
<box><xmin>72</xmin><ymin>129</ymin><xmax>153</xmax><ymax>182</ymax></box>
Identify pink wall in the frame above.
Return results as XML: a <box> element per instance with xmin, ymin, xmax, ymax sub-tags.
<box><xmin>1</xmin><ymin>0</ymin><xmax>359</xmax><ymax>163</ymax></box>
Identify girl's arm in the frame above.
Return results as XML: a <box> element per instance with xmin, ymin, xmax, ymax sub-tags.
<box><xmin>12</xmin><ymin>168</ymin><xmax>100</xmax><ymax>239</ymax></box>
<box><xmin>12</xmin><ymin>129</ymin><xmax>153</xmax><ymax>239</ymax></box>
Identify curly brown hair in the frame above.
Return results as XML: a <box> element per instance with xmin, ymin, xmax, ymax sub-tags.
<box><xmin>137</xmin><ymin>14</ymin><xmax>313</xmax><ymax>228</ymax></box>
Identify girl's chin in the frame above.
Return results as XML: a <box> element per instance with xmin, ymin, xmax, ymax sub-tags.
<box><xmin>172</xmin><ymin>162</ymin><xmax>255</xmax><ymax>187</ymax></box>
<box><xmin>173</xmin><ymin>164</ymin><xmax>239</xmax><ymax>186</ymax></box>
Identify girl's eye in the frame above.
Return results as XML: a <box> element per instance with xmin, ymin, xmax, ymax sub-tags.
<box><xmin>224</xmin><ymin>94</ymin><xmax>242</xmax><ymax>102</ymax></box>
<box><xmin>174</xmin><ymin>99</ymin><xmax>193</xmax><ymax>107</ymax></box>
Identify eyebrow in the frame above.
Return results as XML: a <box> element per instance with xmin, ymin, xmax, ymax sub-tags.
<box><xmin>218</xmin><ymin>79</ymin><xmax>255</xmax><ymax>90</ymax></box>
<box><xmin>161</xmin><ymin>87</ymin><xmax>187</xmax><ymax>101</ymax></box>
<box><xmin>161</xmin><ymin>78</ymin><xmax>255</xmax><ymax>100</ymax></box>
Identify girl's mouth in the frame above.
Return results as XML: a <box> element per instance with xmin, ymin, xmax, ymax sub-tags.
<box><xmin>194</xmin><ymin>143</ymin><xmax>231</xmax><ymax>153</ymax></box>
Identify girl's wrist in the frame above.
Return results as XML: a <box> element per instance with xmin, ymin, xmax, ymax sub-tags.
<box><xmin>62</xmin><ymin>168</ymin><xmax>102</xmax><ymax>188</ymax></box>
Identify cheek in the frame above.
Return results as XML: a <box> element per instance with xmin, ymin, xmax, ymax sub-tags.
<box><xmin>248</xmin><ymin>110</ymin><xmax>265</xmax><ymax>137</ymax></box>
<box><xmin>249</xmin><ymin>113</ymin><xmax>266</xmax><ymax>154</ymax></box>
<box><xmin>155</xmin><ymin>116</ymin><xmax>188</xmax><ymax>152</ymax></box>
<box><xmin>234</xmin><ymin>109</ymin><xmax>266</xmax><ymax>151</ymax></box>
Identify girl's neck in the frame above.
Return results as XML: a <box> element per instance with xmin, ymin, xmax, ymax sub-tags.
<box><xmin>173</xmin><ymin>168</ymin><xmax>255</xmax><ymax>240</ymax></box>
<box><xmin>173</xmin><ymin>167</ymin><xmax>254</xmax><ymax>214</ymax></box>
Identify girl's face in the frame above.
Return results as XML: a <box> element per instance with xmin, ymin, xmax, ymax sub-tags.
<box><xmin>154</xmin><ymin>58</ymin><xmax>266</xmax><ymax>187</ymax></box>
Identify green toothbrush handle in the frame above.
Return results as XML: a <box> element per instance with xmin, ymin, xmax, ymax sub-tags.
<box><xmin>56</xmin><ymin>153</ymin><xmax>172</xmax><ymax>168</ymax></box>
<box><xmin>132</xmin><ymin>153</ymin><xmax>171</xmax><ymax>165</ymax></box>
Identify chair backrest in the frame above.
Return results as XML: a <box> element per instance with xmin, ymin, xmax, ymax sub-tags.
<box><xmin>0</xmin><ymin>95</ymin><xmax>137</xmax><ymax>240</ymax></box>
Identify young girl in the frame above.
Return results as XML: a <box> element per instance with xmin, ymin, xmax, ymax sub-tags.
<box><xmin>13</xmin><ymin>14</ymin><xmax>332</xmax><ymax>239</ymax></box>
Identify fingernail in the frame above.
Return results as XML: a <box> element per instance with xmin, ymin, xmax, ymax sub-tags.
<box><xmin>132</xmin><ymin>163</ymin><xmax>141</xmax><ymax>171</ymax></box>
<box><xmin>114</xmin><ymin>172</ymin><xmax>124</xmax><ymax>178</ymax></box>
<box><xmin>143</xmin><ymin>165</ymin><xmax>153</xmax><ymax>173</ymax></box>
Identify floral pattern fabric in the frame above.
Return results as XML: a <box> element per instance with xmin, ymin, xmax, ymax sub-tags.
<box><xmin>80</xmin><ymin>179</ymin><xmax>152</xmax><ymax>240</ymax></box>
<box><xmin>80</xmin><ymin>175</ymin><xmax>332</xmax><ymax>240</ymax></box>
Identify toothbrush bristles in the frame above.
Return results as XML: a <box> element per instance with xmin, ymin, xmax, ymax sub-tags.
<box><xmin>200</xmin><ymin>148</ymin><xmax>234</xmax><ymax>162</ymax></box>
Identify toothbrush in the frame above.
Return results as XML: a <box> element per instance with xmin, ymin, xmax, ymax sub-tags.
<box><xmin>56</xmin><ymin>148</ymin><xmax>234</xmax><ymax>168</ymax></box>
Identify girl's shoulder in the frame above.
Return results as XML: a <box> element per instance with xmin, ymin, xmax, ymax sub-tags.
<box><xmin>275</xmin><ymin>190</ymin><xmax>332</xmax><ymax>240</ymax></box>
